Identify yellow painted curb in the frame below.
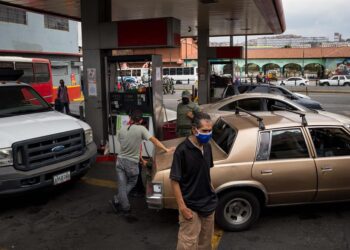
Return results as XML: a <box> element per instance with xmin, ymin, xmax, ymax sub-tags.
<box><xmin>212</xmin><ymin>227</ymin><xmax>224</xmax><ymax>250</ymax></box>
<box><xmin>81</xmin><ymin>177</ymin><xmax>117</xmax><ymax>189</ymax></box>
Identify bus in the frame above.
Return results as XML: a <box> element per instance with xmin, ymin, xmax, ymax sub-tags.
<box><xmin>0</xmin><ymin>56</ymin><xmax>53</xmax><ymax>103</ymax></box>
<box><xmin>163</xmin><ymin>66</ymin><xmax>198</xmax><ymax>84</ymax></box>
<box><xmin>118</xmin><ymin>68</ymin><xmax>150</xmax><ymax>83</ymax></box>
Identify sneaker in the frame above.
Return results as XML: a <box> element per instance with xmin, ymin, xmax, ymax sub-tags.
<box><xmin>109</xmin><ymin>200</ymin><xmax>120</xmax><ymax>214</ymax></box>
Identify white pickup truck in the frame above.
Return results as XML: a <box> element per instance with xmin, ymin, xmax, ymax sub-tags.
<box><xmin>319</xmin><ymin>75</ymin><xmax>350</xmax><ymax>86</ymax></box>
<box><xmin>0</xmin><ymin>81</ymin><xmax>97</xmax><ymax>195</ymax></box>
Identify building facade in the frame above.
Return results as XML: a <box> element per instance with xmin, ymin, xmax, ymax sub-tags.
<box><xmin>0</xmin><ymin>3</ymin><xmax>81</xmax><ymax>86</ymax></box>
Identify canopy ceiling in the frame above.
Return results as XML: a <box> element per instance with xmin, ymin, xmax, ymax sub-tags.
<box><xmin>0</xmin><ymin>0</ymin><xmax>285</xmax><ymax>37</ymax></box>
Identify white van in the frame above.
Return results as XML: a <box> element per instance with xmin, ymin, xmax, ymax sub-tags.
<box><xmin>0</xmin><ymin>81</ymin><xmax>97</xmax><ymax>195</ymax></box>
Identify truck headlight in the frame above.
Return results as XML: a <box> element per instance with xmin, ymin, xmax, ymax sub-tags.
<box><xmin>85</xmin><ymin>129</ymin><xmax>93</xmax><ymax>145</ymax></box>
<box><xmin>0</xmin><ymin>148</ymin><xmax>13</xmax><ymax>167</ymax></box>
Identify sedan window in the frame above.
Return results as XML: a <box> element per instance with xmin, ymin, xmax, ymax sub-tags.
<box><xmin>212</xmin><ymin>119</ymin><xmax>237</xmax><ymax>154</ymax></box>
<box><xmin>257</xmin><ymin>129</ymin><xmax>309</xmax><ymax>161</ymax></box>
<box><xmin>220</xmin><ymin>98</ymin><xmax>262</xmax><ymax>112</ymax></box>
<box><xmin>309</xmin><ymin>128</ymin><xmax>350</xmax><ymax>157</ymax></box>
<box><xmin>265</xmin><ymin>99</ymin><xmax>297</xmax><ymax>111</ymax></box>
<box><xmin>331</xmin><ymin>76</ymin><xmax>338</xmax><ymax>80</ymax></box>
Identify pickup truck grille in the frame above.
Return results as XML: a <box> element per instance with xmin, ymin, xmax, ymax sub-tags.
<box><xmin>12</xmin><ymin>130</ymin><xmax>85</xmax><ymax>171</ymax></box>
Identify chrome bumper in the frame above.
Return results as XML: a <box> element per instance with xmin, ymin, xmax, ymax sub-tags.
<box><xmin>146</xmin><ymin>194</ymin><xmax>163</xmax><ymax>209</ymax></box>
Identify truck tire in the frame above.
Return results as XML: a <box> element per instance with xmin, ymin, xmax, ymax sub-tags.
<box><xmin>323</xmin><ymin>82</ymin><xmax>330</xmax><ymax>86</ymax></box>
<box><xmin>344</xmin><ymin>82</ymin><xmax>350</xmax><ymax>86</ymax></box>
<box><xmin>300</xmin><ymin>83</ymin><xmax>305</xmax><ymax>86</ymax></box>
<box><xmin>215</xmin><ymin>191</ymin><xmax>260</xmax><ymax>232</ymax></box>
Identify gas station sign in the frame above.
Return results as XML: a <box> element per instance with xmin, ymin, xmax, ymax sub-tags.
<box><xmin>116</xmin><ymin>17</ymin><xmax>181</xmax><ymax>48</ymax></box>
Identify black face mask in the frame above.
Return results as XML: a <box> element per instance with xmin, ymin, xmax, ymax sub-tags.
<box><xmin>182</xmin><ymin>97</ymin><xmax>190</xmax><ymax>105</ymax></box>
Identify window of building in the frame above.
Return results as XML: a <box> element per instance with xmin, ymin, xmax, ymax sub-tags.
<box><xmin>309</xmin><ymin>127</ymin><xmax>350</xmax><ymax>157</ymax></box>
<box><xmin>52</xmin><ymin>65</ymin><xmax>68</xmax><ymax>76</ymax></box>
<box><xmin>44</xmin><ymin>15</ymin><xmax>69</xmax><ymax>31</ymax></box>
<box><xmin>0</xmin><ymin>4</ymin><xmax>27</xmax><ymax>25</ymax></box>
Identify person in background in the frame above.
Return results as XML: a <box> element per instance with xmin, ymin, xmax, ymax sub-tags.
<box><xmin>109</xmin><ymin>110</ymin><xmax>174</xmax><ymax>215</ymax></box>
<box><xmin>170</xmin><ymin>112</ymin><xmax>218</xmax><ymax>250</ymax></box>
<box><xmin>176</xmin><ymin>90</ymin><xmax>200</xmax><ymax>137</ymax></box>
<box><xmin>57</xmin><ymin>79</ymin><xmax>70</xmax><ymax>114</ymax></box>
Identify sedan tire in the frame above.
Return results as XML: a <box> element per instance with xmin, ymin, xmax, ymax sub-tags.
<box><xmin>216</xmin><ymin>191</ymin><xmax>260</xmax><ymax>231</ymax></box>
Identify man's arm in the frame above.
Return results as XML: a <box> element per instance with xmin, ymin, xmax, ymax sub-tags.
<box><xmin>149</xmin><ymin>136</ymin><xmax>174</xmax><ymax>153</ymax></box>
<box><xmin>171</xmin><ymin>180</ymin><xmax>193</xmax><ymax>220</ymax></box>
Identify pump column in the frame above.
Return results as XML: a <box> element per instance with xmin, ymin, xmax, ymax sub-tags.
<box><xmin>197</xmin><ymin>3</ymin><xmax>210</xmax><ymax>105</ymax></box>
<box><xmin>81</xmin><ymin>0</ymin><xmax>111</xmax><ymax>144</ymax></box>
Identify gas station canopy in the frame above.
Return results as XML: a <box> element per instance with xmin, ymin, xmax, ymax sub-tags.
<box><xmin>0</xmin><ymin>0</ymin><xmax>285</xmax><ymax>36</ymax></box>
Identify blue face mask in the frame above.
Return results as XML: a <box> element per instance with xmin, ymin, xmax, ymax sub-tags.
<box><xmin>195</xmin><ymin>129</ymin><xmax>212</xmax><ymax>144</ymax></box>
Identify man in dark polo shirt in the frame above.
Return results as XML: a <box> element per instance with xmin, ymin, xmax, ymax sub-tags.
<box><xmin>170</xmin><ymin>112</ymin><xmax>218</xmax><ymax>250</ymax></box>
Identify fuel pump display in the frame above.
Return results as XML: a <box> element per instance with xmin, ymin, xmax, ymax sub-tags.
<box><xmin>106</xmin><ymin>55</ymin><xmax>164</xmax><ymax>157</ymax></box>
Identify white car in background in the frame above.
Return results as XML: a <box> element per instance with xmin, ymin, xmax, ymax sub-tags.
<box><xmin>279</xmin><ymin>77</ymin><xmax>309</xmax><ymax>86</ymax></box>
<box><xmin>319</xmin><ymin>75</ymin><xmax>350</xmax><ymax>86</ymax></box>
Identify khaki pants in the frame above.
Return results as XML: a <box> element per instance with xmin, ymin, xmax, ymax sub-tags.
<box><xmin>177</xmin><ymin>210</ymin><xmax>215</xmax><ymax>250</ymax></box>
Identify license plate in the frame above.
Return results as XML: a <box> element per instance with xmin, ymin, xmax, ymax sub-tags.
<box><xmin>53</xmin><ymin>171</ymin><xmax>71</xmax><ymax>185</ymax></box>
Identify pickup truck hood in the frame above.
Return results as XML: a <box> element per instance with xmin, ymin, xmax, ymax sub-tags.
<box><xmin>0</xmin><ymin>111</ymin><xmax>89</xmax><ymax>148</ymax></box>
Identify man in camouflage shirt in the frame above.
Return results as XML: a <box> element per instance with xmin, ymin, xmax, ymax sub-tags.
<box><xmin>176</xmin><ymin>90</ymin><xmax>200</xmax><ymax>137</ymax></box>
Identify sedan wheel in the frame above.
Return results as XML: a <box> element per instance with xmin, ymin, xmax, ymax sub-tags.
<box><xmin>344</xmin><ymin>82</ymin><xmax>350</xmax><ymax>86</ymax></box>
<box><xmin>300</xmin><ymin>83</ymin><xmax>305</xmax><ymax>86</ymax></box>
<box><xmin>216</xmin><ymin>191</ymin><xmax>261</xmax><ymax>231</ymax></box>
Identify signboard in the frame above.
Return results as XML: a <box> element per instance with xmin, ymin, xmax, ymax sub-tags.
<box><xmin>87</xmin><ymin>68</ymin><xmax>97</xmax><ymax>97</ymax></box>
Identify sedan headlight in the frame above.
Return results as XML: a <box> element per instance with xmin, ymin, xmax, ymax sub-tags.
<box><xmin>0</xmin><ymin>148</ymin><xmax>13</xmax><ymax>167</ymax></box>
<box><xmin>152</xmin><ymin>183</ymin><xmax>163</xmax><ymax>195</ymax></box>
<box><xmin>85</xmin><ymin>129</ymin><xmax>94</xmax><ymax>145</ymax></box>
<box><xmin>345</xmin><ymin>124</ymin><xmax>350</xmax><ymax>130</ymax></box>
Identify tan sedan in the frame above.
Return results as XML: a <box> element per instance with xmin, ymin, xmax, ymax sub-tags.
<box><xmin>147</xmin><ymin>110</ymin><xmax>350</xmax><ymax>231</ymax></box>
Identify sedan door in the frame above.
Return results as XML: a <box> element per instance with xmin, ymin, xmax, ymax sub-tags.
<box><xmin>308</xmin><ymin>127</ymin><xmax>350</xmax><ymax>201</ymax></box>
<box><xmin>252</xmin><ymin>128</ymin><xmax>317</xmax><ymax>205</ymax></box>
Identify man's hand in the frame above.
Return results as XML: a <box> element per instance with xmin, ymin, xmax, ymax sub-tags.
<box><xmin>180</xmin><ymin>206</ymin><xmax>193</xmax><ymax>220</ymax></box>
<box><xmin>165</xmin><ymin>147</ymin><xmax>176</xmax><ymax>153</ymax></box>
<box><xmin>186</xmin><ymin>111</ymin><xmax>194</xmax><ymax>119</ymax></box>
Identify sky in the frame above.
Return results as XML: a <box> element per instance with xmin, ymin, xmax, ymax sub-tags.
<box><xmin>211</xmin><ymin>0</ymin><xmax>349</xmax><ymax>43</ymax></box>
<box><xmin>282</xmin><ymin>0</ymin><xmax>349</xmax><ymax>39</ymax></box>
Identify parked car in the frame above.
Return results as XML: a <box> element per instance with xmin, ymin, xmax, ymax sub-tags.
<box><xmin>147</xmin><ymin>110</ymin><xmax>350</xmax><ymax>231</ymax></box>
<box><xmin>278</xmin><ymin>77</ymin><xmax>309</xmax><ymax>86</ymax></box>
<box><xmin>0</xmin><ymin>79</ymin><xmax>97</xmax><ymax>195</ymax></box>
<box><xmin>201</xmin><ymin>92</ymin><xmax>350</xmax><ymax>128</ymax></box>
<box><xmin>319</xmin><ymin>75</ymin><xmax>350</xmax><ymax>86</ymax></box>
<box><xmin>222</xmin><ymin>84</ymin><xmax>323</xmax><ymax>110</ymax></box>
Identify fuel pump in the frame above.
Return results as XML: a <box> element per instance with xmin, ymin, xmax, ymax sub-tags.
<box><xmin>106</xmin><ymin>55</ymin><xmax>164</xmax><ymax>157</ymax></box>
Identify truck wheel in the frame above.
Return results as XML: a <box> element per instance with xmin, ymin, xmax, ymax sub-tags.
<box><xmin>344</xmin><ymin>82</ymin><xmax>350</xmax><ymax>86</ymax></box>
<box><xmin>300</xmin><ymin>83</ymin><xmax>305</xmax><ymax>86</ymax></box>
<box><xmin>215</xmin><ymin>191</ymin><xmax>260</xmax><ymax>232</ymax></box>
<box><xmin>323</xmin><ymin>82</ymin><xmax>330</xmax><ymax>86</ymax></box>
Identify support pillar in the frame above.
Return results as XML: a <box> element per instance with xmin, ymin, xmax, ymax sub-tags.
<box><xmin>197</xmin><ymin>3</ymin><xmax>209</xmax><ymax>104</ymax></box>
<box><xmin>81</xmin><ymin>0</ymin><xmax>111</xmax><ymax>144</ymax></box>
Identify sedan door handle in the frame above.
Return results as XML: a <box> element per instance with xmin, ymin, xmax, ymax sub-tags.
<box><xmin>321</xmin><ymin>166</ymin><xmax>333</xmax><ymax>172</ymax></box>
<box><xmin>261</xmin><ymin>170</ymin><xmax>273</xmax><ymax>175</ymax></box>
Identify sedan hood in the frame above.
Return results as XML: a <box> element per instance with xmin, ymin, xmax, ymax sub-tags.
<box><xmin>295</xmin><ymin>97</ymin><xmax>323</xmax><ymax>110</ymax></box>
<box><xmin>0</xmin><ymin>111</ymin><xmax>88</xmax><ymax>148</ymax></box>
<box><xmin>318</xmin><ymin>111</ymin><xmax>350</xmax><ymax>127</ymax></box>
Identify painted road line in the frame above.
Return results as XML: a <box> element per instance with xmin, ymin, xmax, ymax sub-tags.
<box><xmin>81</xmin><ymin>177</ymin><xmax>117</xmax><ymax>189</ymax></box>
<box><xmin>212</xmin><ymin>226</ymin><xmax>224</xmax><ymax>250</ymax></box>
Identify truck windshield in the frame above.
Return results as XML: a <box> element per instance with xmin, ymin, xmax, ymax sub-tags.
<box><xmin>0</xmin><ymin>85</ymin><xmax>52</xmax><ymax>117</ymax></box>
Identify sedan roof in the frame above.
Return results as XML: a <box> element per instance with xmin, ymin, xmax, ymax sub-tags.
<box><xmin>221</xmin><ymin>111</ymin><xmax>343</xmax><ymax>131</ymax></box>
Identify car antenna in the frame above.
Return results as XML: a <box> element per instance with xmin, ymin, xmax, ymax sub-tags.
<box><xmin>235</xmin><ymin>107</ymin><xmax>265</xmax><ymax>130</ymax></box>
<box><xmin>271</xmin><ymin>105</ymin><xmax>308</xmax><ymax>126</ymax></box>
